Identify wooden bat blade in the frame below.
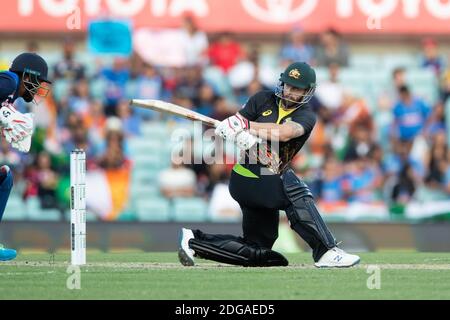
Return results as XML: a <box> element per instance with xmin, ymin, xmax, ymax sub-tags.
<box><xmin>130</xmin><ymin>99</ymin><xmax>219</xmax><ymax>127</ymax></box>
<box><xmin>131</xmin><ymin>99</ymin><xmax>263</xmax><ymax>145</ymax></box>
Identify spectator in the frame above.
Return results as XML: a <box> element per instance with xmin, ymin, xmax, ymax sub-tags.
<box><xmin>85</xmin><ymin>100</ymin><xmax>106</xmax><ymax>147</ymax></box>
<box><xmin>424</xmin><ymin>101</ymin><xmax>446</xmax><ymax>140</ymax></box>
<box><xmin>345</xmin><ymin>157</ymin><xmax>382</xmax><ymax>203</ymax></box>
<box><xmin>63</xmin><ymin>114</ymin><xmax>99</xmax><ymax>160</ymax></box>
<box><xmin>377</xmin><ymin>67</ymin><xmax>407</xmax><ymax>113</ymax></box>
<box><xmin>97</xmin><ymin>117</ymin><xmax>130</xmax><ymax>157</ymax></box>
<box><xmin>195</xmin><ymin>83</ymin><xmax>218</xmax><ymax>117</ymax></box>
<box><xmin>338</xmin><ymin>91</ymin><xmax>374</xmax><ymax>137</ymax></box>
<box><xmin>228</xmin><ymin>47</ymin><xmax>259</xmax><ymax>91</ymax></box>
<box><xmin>315</xmin><ymin>63</ymin><xmax>345</xmax><ymax>111</ymax></box>
<box><xmin>440</xmin><ymin>53</ymin><xmax>450</xmax><ymax>103</ymax></box>
<box><xmin>235</xmin><ymin>79</ymin><xmax>266</xmax><ymax>106</ymax></box>
<box><xmin>182</xmin><ymin>137</ymin><xmax>209</xmax><ymax>186</ymax></box>
<box><xmin>205</xmin><ymin>163</ymin><xmax>232</xmax><ymax>195</ymax></box>
<box><xmin>421</xmin><ymin>38</ymin><xmax>443</xmax><ymax>76</ymax></box>
<box><xmin>208</xmin><ymin>164</ymin><xmax>241</xmax><ymax>220</ymax></box>
<box><xmin>96</xmin><ymin>123</ymin><xmax>132</xmax><ymax>221</ymax></box>
<box><xmin>117</xmin><ymin>99</ymin><xmax>141</xmax><ymax>137</ymax></box>
<box><xmin>421</xmin><ymin>132</ymin><xmax>449</xmax><ymax>199</ymax></box>
<box><xmin>392</xmin><ymin>85</ymin><xmax>431</xmax><ymax>143</ymax></box>
<box><xmin>392</xmin><ymin>67</ymin><xmax>407</xmax><ymax>91</ymax></box>
<box><xmin>390</xmin><ymin>162</ymin><xmax>417</xmax><ymax>204</ymax></box>
<box><xmin>384</xmin><ymin>141</ymin><xmax>425</xmax><ymax>180</ymax></box>
<box><xmin>68</xmin><ymin>78</ymin><xmax>91</xmax><ymax>116</ymax></box>
<box><xmin>210</xmin><ymin>96</ymin><xmax>237</xmax><ymax>121</ymax></box>
<box><xmin>170</xmin><ymin>94</ymin><xmax>195</xmax><ymax>125</ymax></box>
<box><xmin>97</xmin><ymin>127</ymin><xmax>128</xmax><ymax>170</ymax></box>
<box><xmin>53</xmin><ymin>38</ymin><xmax>85</xmax><ymax>81</ymax></box>
<box><xmin>158</xmin><ymin>154</ymin><xmax>196</xmax><ymax>198</ymax></box>
<box><xmin>129</xmin><ymin>52</ymin><xmax>145</xmax><ymax>80</ymax></box>
<box><xmin>135</xmin><ymin>63</ymin><xmax>163</xmax><ymax>99</ymax></box>
<box><xmin>207</xmin><ymin>32</ymin><xmax>244</xmax><ymax>73</ymax></box>
<box><xmin>24</xmin><ymin>151</ymin><xmax>60</xmax><ymax>210</ymax></box>
<box><xmin>280</xmin><ymin>26</ymin><xmax>314</xmax><ymax>66</ymax></box>
<box><xmin>376</xmin><ymin>68</ymin><xmax>408</xmax><ymax>148</ymax></box>
<box><xmin>100</xmin><ymin>57</ymin><xmax>130</xmax><ymax>115</ymax></box>
<box><xmin>316</xmin><ymin>157</ymin><xmax>347</xmax><ymax>203</ymax></box>
<box><xmin>175</xmin><ymin>66</ymin><xmax>204</xmax><ymax>103</ymax></box>
<box><xmin>316</xmin><ymin>28</ymin><xmax>350</xmax><ymax>67</ymax></box>
<box><xmin>344</xmin><ymin>125</ymin><xmax>376</xmax><ymax>161</ymax></box>
<box><xmin>180</xmin><ymin>15</ymin><xmax>209</xmax><ymax>66</ymax></box>
<box><xmin>133</xmin><ymin>63</ymin><xmax>163</xmax><ymax>120</ymax></box>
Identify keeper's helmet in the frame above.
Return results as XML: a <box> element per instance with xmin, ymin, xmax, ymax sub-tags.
<box><xmin>275</xmin><ymin>62</ymin><xmax>316</xmax><ymax>108</ymax></box>
<box><xmin>9</xmin><ymin>52</ymin><xmax>52</xmax><ymax>104</ymax></box>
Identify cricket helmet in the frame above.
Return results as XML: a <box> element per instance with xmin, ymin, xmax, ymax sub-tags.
<box><xmin>9</xmin><ymin>53</ymin><xmax>51</xmax><ymax>103</ymax></box>
<box><xmin>275</xmin><ymin>62</ymin><xmax>316</xmax><ymax>107</ymax></box>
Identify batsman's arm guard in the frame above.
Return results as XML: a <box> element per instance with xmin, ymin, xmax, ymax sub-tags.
<box><xmin>281</xmin><ymin>169</ymin><xmax>337</xmax><ymax>259</ymax></box>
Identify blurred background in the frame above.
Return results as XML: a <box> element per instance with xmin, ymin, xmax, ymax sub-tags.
<box><xmin>1</xmin><ymin>1</ymin><xmax>450</xmax><ymax>253</ymax></box>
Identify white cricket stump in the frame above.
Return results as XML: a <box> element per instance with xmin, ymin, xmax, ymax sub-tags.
<box><xmin>70</xmin><ymin>149</ymin><xmax>86</xmax><ymax>266</ymax></box>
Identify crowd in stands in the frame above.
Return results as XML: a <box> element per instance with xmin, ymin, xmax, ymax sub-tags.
<box><xmin>1</xmin><ymin>17</ymin><xmax>449</xmax><ymax>221</ymax></box>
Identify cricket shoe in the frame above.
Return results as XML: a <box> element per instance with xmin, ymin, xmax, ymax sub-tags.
<box><xmin>314</xmin><ymin>247</ymin><xmax>360</xmax><ymax>268</ymax></box>
<box><xmin>0</xmin><ymin>244</ymin><xmax>16</xmax><ymax>261</ymax></box>
<box><xmin>178</xmin><ymin>228</ymin><xmax>195</xmax><ymax>267</ymax></box>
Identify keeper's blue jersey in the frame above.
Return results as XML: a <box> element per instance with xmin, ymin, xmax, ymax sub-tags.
<box><xmin>0</xmin><ymin>71</ymin><xmax>19</xmax><ymax>107</ymax></box>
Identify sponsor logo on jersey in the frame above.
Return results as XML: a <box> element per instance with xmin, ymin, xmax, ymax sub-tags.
<box><xmin>262</xmin><ymin>110</ymin><xmax>272</xmax><ymax>116</ymax></box>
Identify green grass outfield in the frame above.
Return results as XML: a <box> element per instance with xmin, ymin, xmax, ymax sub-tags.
<box><xmin>1</xmin><ymin>251</ymin><xmax>450</xmax><ymax>299</ymax></box>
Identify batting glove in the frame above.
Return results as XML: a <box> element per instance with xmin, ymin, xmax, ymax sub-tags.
<box><xmin>214</xmin><ymin>113</ymin><xmax>249</xmax><ymax>140</ymax></box>
<box><xmin>235</xmin><ymin>130</ymin><xmax>258</xmax><ymax>150</ymax></box>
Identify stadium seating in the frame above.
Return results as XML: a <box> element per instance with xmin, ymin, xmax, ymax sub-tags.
<box><xmin>135</xmin><ymin>197</ymin><xmax>171</xmax><ymax>221</ymax></box>
<box><xmin>172</xmin><ymin>197</ymin><xmax>208</xmax><ymax>222</ymax></box>
<box><xmin>28</xmin><ymin>209</ymin><xmax>61</xmax><ymax>221</ymax></box>
<box><xmin>381</xmin><ymin>54</ymin><xmax>419</xmax><ymax>72</ymax></box>
<box><xmin>131</xmin><ymin>169</ymin><xmax>161</xmax><ymax>188</ymax></box>
<box><xmin>139</xmin><ymin>122</ymin><xmax>169</xmax><ymax>138</ymax></box>
<box><xmin>349</xmin><ymin>54</ymin><xmax>381</xmax><ymax>70</ymax></box>
<box><xmin>2</xmin><ymin>194</ymin><xmax>27</xmax><ymax>221</ymax></box>
<box><xmin>130</xmin><ymin>183</ymin><xmax>160</xmax><ymax>198</ymax></box>
<box><xmin>26</xmin><ymin>197</ymin><xmax>60</xmax><ymax>221</ymax></box>
<box><xmin>407</xmin><ymin>68</ymin><xmax>439</xmax><ymax>103</ymax></box>
<box><xmin>128</xmin><ymin>138</ymin><xmax>164</xmax><ymax>155</ymax></box>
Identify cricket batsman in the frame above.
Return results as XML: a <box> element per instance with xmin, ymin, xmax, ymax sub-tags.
<box><xmin>0</xmin><ymin>53</ymin><xmax>52</xmax><ymax>261</ymax></box>
<box><xmin>179</xmin><ymin>62</ymin><xmax>360</xmax><ymax>268</ymax></box>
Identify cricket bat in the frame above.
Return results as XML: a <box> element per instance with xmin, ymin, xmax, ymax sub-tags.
<box><xmin>130</xmin><ymin>99</ymin><xmax>220</xmax><ymax>127</ymax></box>
<box><xmin>130</xmin><ymin>99</ymin><xmax>262</xmax><ymax>144</ymax></box>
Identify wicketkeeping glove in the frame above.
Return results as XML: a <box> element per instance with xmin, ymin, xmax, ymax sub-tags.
<box><xmin>0</xmin><ymin>105</ymin><xmax>34</xmax><ymax>142</ymax></box>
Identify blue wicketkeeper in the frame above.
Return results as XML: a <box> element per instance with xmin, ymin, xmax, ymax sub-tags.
<box><xmin>0</xmin><ymin>53</ymin><xmax>52</xmax><ymax>261</ymax></box>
